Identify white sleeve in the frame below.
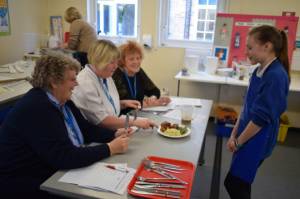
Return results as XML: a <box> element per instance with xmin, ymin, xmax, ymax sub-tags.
<box><xmin>72</xmin><ymin>76</ymin><xmax>109</xmax><ymax>125</ymax></box>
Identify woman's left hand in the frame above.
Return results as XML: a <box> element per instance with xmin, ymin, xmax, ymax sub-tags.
<box><xmin>121</xmin><ymin>100</ymin><xmax>141</xmax><ymax>109</ymax></box>
<box><xmin>158</xmin><ymin>96</ymin><xmax>171</xmax><ymax>105</ymax></box>
<box><xmin>115</xmin><ymin>128</ymin><xmax>134</xmax><ymax>137</ymax></box>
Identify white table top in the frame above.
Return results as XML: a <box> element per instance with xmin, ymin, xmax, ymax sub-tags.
<box><xmin>0</xmin><ymin>61</ymin><xmax>34</xmax><ymax>107</ymax></box>
<box><xmin>40</xmin><ymin>98</ymin><xmax>213</xmax><ymax>199</ymax></box>
<box><xmin>175</xmin><ymin>71</ymin><xmax>300</xmax><ymax>92</ymax></box>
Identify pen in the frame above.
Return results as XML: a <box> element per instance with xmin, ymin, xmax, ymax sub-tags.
<box><xmin>105</xmin><ymin>165</ymin><xmax>129</xmax><ymax>173</ymax></box>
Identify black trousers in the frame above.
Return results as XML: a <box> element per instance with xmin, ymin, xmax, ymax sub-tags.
<box><xmin>224</xmin><ymin>172</ymin><xmax>251</xmax><ymax>199</ymax></box>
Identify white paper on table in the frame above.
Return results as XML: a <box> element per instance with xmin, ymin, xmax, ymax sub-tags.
<box><xmin>141</xmin><ymin>103</ymin><xmax>175</xmax><ymax>112</ymax></box>
<box><xmin>59</xmin><ymin>163</ymin><xmax>135</xmax><ymax>195</ymax></box>
<box><xmin>162</xmin><ymin>109</ymin><xmax>181</xmax><ymax>120</ymax></box>
<box><xmin>162</xmin><ymin>109</ymin><xmax>205</xmax><ymax>122</ymax></box>
<box><xmin>170</xmin><ymin>97</ymin><xmax>202</xmax><ymax>107</ymax></box>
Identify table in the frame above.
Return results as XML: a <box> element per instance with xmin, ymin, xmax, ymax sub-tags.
<box><xmin>175</xmin><ymin>71</ymin><xmax>300</xmax><ymax>96</ymax></box>
<box><xmin>40</xmin><ymin>98</ymin><xmax>213</xmax><ymax>199</ymax></box>
<box><xmin>0</xmin><ymin>61</ymin><xmax>34</xmax><ymax>108</ymax></box>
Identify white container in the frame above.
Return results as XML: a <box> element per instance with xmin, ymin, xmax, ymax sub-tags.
<box><xmin>216</xmin><ymin>68</ymin><xmax>234</xmax><ymax>77</ymax></box>
<box><xmin>184</xmin><ymin>55</ymin><xmax>199</xmax><ymax>73</ymax></box>
<box><xmin>48</xmin><ymin>35</ymin><xmax>60</xmax><ymax>48</ymax></box>
<box><xmin>204</xmin><ymin>56</ymin><xmax>219</xmax><ymax>74</ymax></box>
<box><xmin>180</xmin><ymin>105</ymin><xmax>194</xmax><ymax>122</ymax></box>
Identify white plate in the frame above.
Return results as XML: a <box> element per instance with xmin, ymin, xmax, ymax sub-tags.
<box><xmin>157</xmin><ymin>125</ymin><xmax>191</xmax><ymax>138</ymax></box>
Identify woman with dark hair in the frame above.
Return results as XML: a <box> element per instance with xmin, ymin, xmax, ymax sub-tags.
<box><xmin>224</xmin><ymin>25</ymin><xmax>290</xmax><ymax>199</ymax></box>
<box><xmin>0</xmin><ymin>53</ymin><xmax>130</xmax><ymax>198</ymax></box>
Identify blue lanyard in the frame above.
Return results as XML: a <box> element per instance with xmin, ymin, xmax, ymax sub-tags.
<box><xmin>87</xmin><ymin>65</ymin><xmax>117</xmax><ymax>115</ymax></box>
<box><xmin>97</xmin><ymin>77</ymin><xmax>117</xmax><ymax>115</ymax></box>
<box><xmin>46</xmin><ymin>92</ymin><xmax>84</xmax><ymax>147</ymax></box>
<box><xmin>62</xmin><ymin>106</ymin><xmax>84</xmax><ymax>145</ymax></box>
<box><xmin>124</xmin><ymin>71</ymin><xmax>137</xmax><ymax>99</ymax></box>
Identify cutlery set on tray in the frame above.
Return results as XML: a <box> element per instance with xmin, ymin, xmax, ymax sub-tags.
<box><xmin>130</xmin><ymin>158</ymin><xmax>189</xmax><ymax>198</ymax></box>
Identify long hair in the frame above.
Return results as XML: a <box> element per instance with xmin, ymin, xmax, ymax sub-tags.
<box><xmin>248</xmin><ymin>25</ymin><xmax>290</xmax><ymax>81</ymax></box>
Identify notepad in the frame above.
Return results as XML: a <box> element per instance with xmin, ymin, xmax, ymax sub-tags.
<box><xmin>59</xmin><ymin>163</ymin><xmax>135</xmax><ymax>195</ymax></box>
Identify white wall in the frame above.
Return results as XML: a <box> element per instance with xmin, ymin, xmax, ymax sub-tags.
<box><xmin>0</xmin><ymin>0</ymin><xmax>48</xmax><ymax>65</ymax></box>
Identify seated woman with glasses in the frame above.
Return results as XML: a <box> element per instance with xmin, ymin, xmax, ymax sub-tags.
<box><xmin>112</xmin><ymin>41</ymin><xmax>171</xmax><ymax>114</ymax></box>
<box><xmin>0</xmin><ymin>53</ymin><xmax>131</xmax><ymax>198</ymax></box>
<box><xmin>72</xmin><ymin>39</ymin><xmax>156</xmax><ymax>130</ymax></box>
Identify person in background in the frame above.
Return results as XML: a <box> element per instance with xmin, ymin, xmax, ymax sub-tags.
<box><xmin>63</xmin><ymin>6</ymin><xmax>97</xmax><ymax>66</ymax></box>
<box><xmin>0</xmin><ymin>53</ymin><xmax>131</xmax><ymax>198</ymax></box>
<box><xmin>112</xmin><ymin>40</ymin><xmax>171</xmax><ymax>114</ymax></box>
<box><xmin>72</xmin><ymin>39</ymin><xmax>156</xmax><ymax>130</ymax></box>
<box><xmin>224</xmin><ymin>25</ymin><xmax>290</xmax><ymax>199</ymax></box>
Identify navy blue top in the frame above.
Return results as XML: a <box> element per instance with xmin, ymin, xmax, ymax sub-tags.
<box><xmin>113</xmin><ymin>67</ymin><xmax>161</xmax><ymax>114</ymax></box>
<box><xmin>230</xmin><ymin>59</ymin><xmax>289</xmax><ymax>183</ymax></box>
<box><xmin>0</xmin><ymin>88</ymin><xmax>115</xmax><ymax>197</ymax></box>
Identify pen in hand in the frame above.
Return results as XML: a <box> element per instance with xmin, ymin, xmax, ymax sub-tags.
<box><xmin>105</xmin><ymin>165</ymin><xmax>129</xmax><ymax>173</ymax></box>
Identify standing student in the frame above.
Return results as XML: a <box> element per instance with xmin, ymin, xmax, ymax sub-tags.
<box><xmin>63</xmin><ymin>7</ymin><xmax>97</xmax><ymax>66</ymax></box>
<box><xmin>224</xmin><ymin>25</ymin><xmax>290</xmax><ymax>199</ymax></box>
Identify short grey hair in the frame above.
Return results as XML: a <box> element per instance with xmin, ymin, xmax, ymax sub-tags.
<box><xmin>30</xmin><ymin>52</ymin><xmax>81</xmax><ymax>90</ymax></box>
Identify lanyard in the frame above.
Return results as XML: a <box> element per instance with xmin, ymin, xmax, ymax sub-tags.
<box><xmin>97</xmin><ymin>77</ymin><xmax>117</xmax><ymax>115</ymax></box>
<box><xmin>87</xmin><ymin>65</ymin><xmax>117</xmax><ymax>115</ymax></box>
<box><xmin>46</xmin><ymin>92</ymin><xmax>84</xmax><ymax>147</ymax></box>
<box><xmin>124</xmin><ymin>71</ymin><xmax>137</xmax><ymax>99</ymax></box>
<box><xmin>62</xmin><ymin>106</ymin><xmax>84</xmax><ymax>146</ymax></box>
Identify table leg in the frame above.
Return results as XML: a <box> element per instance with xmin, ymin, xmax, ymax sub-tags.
<box><xmin>209</xmin><ymin>136</ymin><xmax>223</xmax><ymax>199</ymax></box>
<box><xmin>198</xmin><ymin>135</ymin><xmax>206</xmax><ymax>165</ymax></box>
<box><xmin>177</xmin><ymin>80</ymin><xmax>181</xmax><ymax>96</ymax></box>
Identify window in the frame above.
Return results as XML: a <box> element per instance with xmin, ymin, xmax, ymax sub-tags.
<box><xmin>87</xmin><ymin>0</ymin><xmax>141</xmax><ymax>43</ymax></box>
<box><xmin>158</xmin><ymin>0</ymin><xmax>228</xmax><ymax>48</ymax></box>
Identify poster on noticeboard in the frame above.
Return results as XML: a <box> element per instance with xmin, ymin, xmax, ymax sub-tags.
<box><xmin>214</xmin><ymin>13</ymin><xmax>299</xmax><ymax>67</ymax></box>
<box><xmin>0</xmin><ymin>0</ymin><xmax>10</xmax><ymax>36</ymax></box>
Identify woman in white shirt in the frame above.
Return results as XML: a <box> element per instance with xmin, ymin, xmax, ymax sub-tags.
<box><xmin>72</xmin><ymin>39</ymin><xmax>156</xmax><ymax>130</ymax></box>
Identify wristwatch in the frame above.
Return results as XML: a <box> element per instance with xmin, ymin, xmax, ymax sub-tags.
<box><xmin>234</xmin><ymin>138</ymin><xmax>243</xmax><ymax>150</ymax></box>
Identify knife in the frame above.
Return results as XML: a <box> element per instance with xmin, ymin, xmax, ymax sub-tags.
<box><xmin>135</xmin><ymin>183</ymin><xmax>186</xmax><ymax>189</ymax></box>
<box><xmin>154</xmin><ymin>168</ymin><xmax>188</xmax><ymax>185</ymax></box>
<box><xmin>131</xmin><ymin>189</ymin><xmax>181</xmax><ymax>199</ymax></box>
<box><xmin>125</xmin><ymin>113</ymin><xmax>130</xmax><ymax>130</ymax></box>
<box><xmin>133</xmin><ymin>186</ymin><xmax>181</xmax><ymax>197</ymax></box>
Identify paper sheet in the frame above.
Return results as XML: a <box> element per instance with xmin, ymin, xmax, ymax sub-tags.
<box><xmin>170</xmin><ymin>97</ymin><xmax>202</xmax><ymax>107</ymax></box>
<box><xmin>141</xmin><ymin>97</ymin><xmax>201</xmax><ymax>112</ymax></box>
<box><xmin>59</xmin><ymin>163</ymin><xmax>135</xmax><ymax>195</ymax></box>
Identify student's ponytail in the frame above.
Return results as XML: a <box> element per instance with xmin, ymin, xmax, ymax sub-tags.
<box><xmin>249</xmin><ymin>25</ymin><xmax>291</xmax><ymax>82</ymax></box>
<box><xmin>278</xmin><ymin>30</ymin><xmax>290</xmax><ymax>82</ymax></box>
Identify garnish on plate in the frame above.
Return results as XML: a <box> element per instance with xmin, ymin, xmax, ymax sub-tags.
<box><xmin>160</xmin><ymin>121</ymin><xmax>188</xmax><ymax>136</ymax></box>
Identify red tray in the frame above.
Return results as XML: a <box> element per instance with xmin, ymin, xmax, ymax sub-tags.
<box><xmin>127</xmin><ymin>156</ymin><xmax>195</xmax><ymax>199</ymax></box>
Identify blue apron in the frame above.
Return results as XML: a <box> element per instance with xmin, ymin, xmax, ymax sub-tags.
<box><xmin>230</xmin><ymin>60</ymin><xmax>288</xmax><ymax>183</ymax></box>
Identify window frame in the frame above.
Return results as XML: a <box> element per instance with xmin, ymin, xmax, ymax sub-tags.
<box><xmin>158</xmin><ymin>0</ymin><xmax>228</xmax><ymax>49</ymax></box>
<box><xmin>87</xmin><ymin>0</ymin><xmax>141</xmax><ymax>44</ymax></box>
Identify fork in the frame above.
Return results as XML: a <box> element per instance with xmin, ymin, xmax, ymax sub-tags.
<box><xmin>125</xmin><ymin>113</ymin><xmax>130</xmax><ymax>130</ymax></box>
<box><xmin>133</xmin><ymin>109</ymin><xmax>138</xmax><ymax>120</ymax></box>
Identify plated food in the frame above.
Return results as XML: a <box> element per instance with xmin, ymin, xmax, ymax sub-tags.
<box><xmin>158</xmin><ymin>121</ymin><xmax>191</xmax><ymax>138</ymax></box>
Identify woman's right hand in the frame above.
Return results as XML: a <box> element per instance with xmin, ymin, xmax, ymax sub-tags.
<box><xmin>227</xmin><ymin>136</ymin><xmax>236</xmax><ymax>153</ymax></box>
<box><xmin>107</xmin><ymin>135</ymin><xmax>129</xmax><ymax>155</ymax></box>
<box><xmin>133</xmin><ymin>118</ymin><xmax>157</xmax><ymax>129</ymax></box>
